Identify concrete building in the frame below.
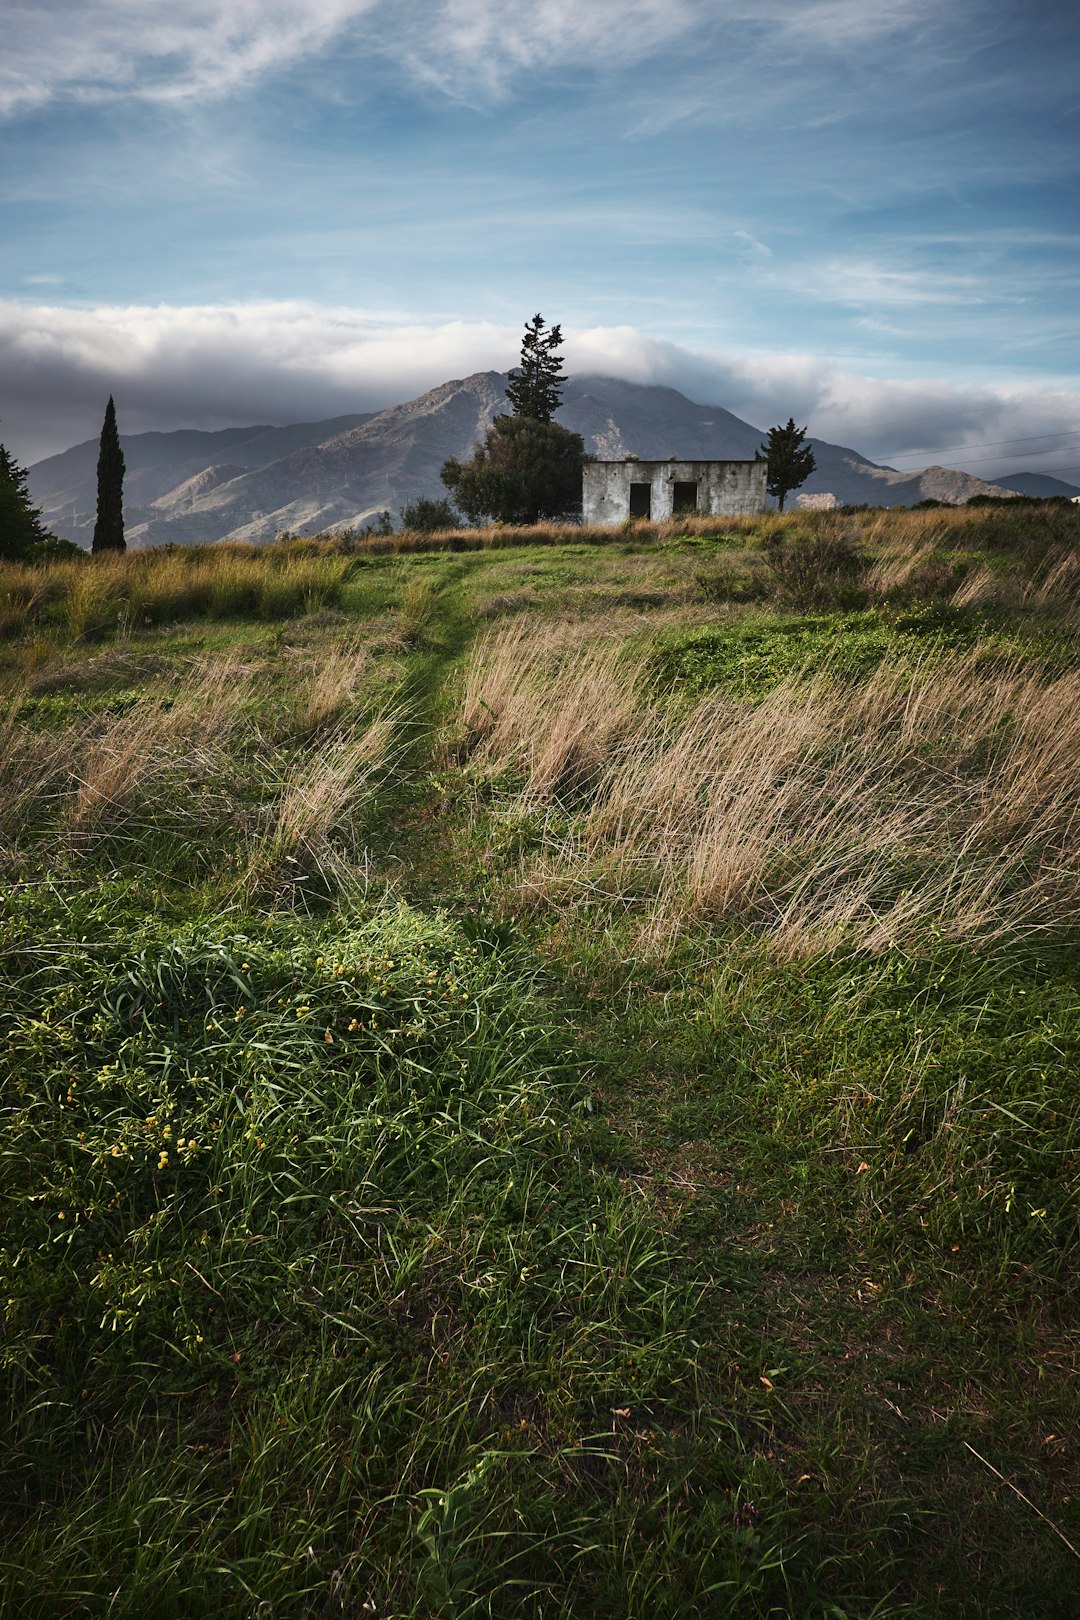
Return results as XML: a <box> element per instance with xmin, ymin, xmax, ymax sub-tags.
<box><xmin>582</xmin><ymin>457</ymin><xmax>768</xmax><ymax>524</ymax></box>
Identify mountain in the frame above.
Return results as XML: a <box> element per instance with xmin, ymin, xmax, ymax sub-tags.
<box><xmin>28</xmin><ymin>415</ymin><xmax>374</xmax><ymax>545</ymax></box>
<box><xmin>987</xmin><ymin>471</ymin><xmax>1080</xmax><ymax>499</ymax></box>
<box><xmin>28</xmin><ymin>377</ymin><xmax>1018</xmax><ymax>547</ymax></box>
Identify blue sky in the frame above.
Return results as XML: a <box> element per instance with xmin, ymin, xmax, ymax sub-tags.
<box><xmin>2</xmin><ymin>0</ymin><xmax>1079</xmax><ymax>475</ymax></box>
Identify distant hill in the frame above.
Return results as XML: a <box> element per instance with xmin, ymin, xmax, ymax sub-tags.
<box><xmin>29</xmin><ymin>416</ymin><xmax>374</xmax><ymax>545</ymax></box>
<box><xmin>29</xmin><ymin>378</ymin><xmax>1018</xmax><ymax>547</ymax></box>
<box><xmin>988</xmin><ymin>471</ymin><xmax>1080</xmax><ymax>499</ymax></box>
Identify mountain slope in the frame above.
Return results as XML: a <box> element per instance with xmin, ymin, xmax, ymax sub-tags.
<box><xmin>29</xmin><ymin>378</ymin><xmax>1017</xmax><ymax>546</ymax></box>
<box><xmin>29</xmin><ymin>415</ymin><xmax>374</xmax><ymax>545</ymax></box>
<box><xmin>988</xmin><ymin>471</ymin><xmax>1080</xmax><ymax>499</ymax></box>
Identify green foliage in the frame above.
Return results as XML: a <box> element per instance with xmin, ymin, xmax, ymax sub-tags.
<box><xmin>401</xmin><ymin>495</ymin><xmax>462</xmax><ymax>533</ymax></box>
<box><xmin>504</xmin><ymin>312</ymin><xmax>566</xmax><ymax>424</ymax></box>
<box><xmin>359</xmin><ymin>509</ymin><xmax>394</xmax><ymax>537</ymax></box>
<box><xmin>92</xmin><ymin>395</ymin><xmax>126</xmax><ymax>554</ymax></box>
<box><xmin>0</xmin><ymin>439</ymin><xmax>52</xmax><ymax>560</ymax></box>
<box><xmin>0</xmin><ymin>899</ymin><xmax>730</xmax><ymax>1616</ymax></box>
<box><xmin>441</xmin><ymin>414</ymin><xmax>586</xmax><ymax>525</ymax></box>
<box><xmin>760</xmin><ymin>419</ymin><xmax>816</xmax><ymax>512</ymax></box>
<box><xmin>24</xmin><ymin>534</ymin><xmax>83</xmax><ymax>561</ymax></box>
<box><xmin>653</xmin><ymin>609</ymin><xmax>984</xmax><ymax>695</ymax></box>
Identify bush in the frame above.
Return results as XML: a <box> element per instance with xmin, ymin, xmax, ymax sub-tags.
<box><xmin>765</xmin><ymin>523</ymin><xmax>867</xmax><ymax>610</ymax></box>
<box><xmin>400</xmin><ymin>496</ymin><xmax>462</xmax><ymax>533</ymax></box>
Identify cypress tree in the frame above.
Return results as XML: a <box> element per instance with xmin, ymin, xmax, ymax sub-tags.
<box><xmin>92</xmin><ymin>396</ymin><xmax>126</xmax><ymax>553</ymax></box>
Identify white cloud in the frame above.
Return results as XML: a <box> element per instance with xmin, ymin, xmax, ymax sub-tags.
<box><xmin>781</xmin><ymin>258</ymin><xmax>990</xmax><ymax>310</ymax></box>
<box><xmin>0</xmin><ymin>0</ymin><xmax>961</xmax><ymax>116</ymax></box>
<box><xmin>1</xmin><ymin>1</ymin><xmax>374</xmax><ymax>115</ymax></box>
<box><xmin>769</xmin><ymin>0</ymin><xmax>946</xmax><ymax>46</ymax></box>
<box><xmin>3</xmin><ymin>297</ymin><xmax>1079</xmax><ymax>483</ymax></box>
<box><xmin>0</xmin><ymin>0</ymin><xmax>692</xmax><ymax>115</ymax></box>
<box><xmin>0</xmin><ymin>299</ymin><xmax>514</xmax><ymax>460</ymax></box>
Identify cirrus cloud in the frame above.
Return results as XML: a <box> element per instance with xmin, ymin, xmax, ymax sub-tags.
<box><xmin>1</xmin><ymin>0</ymin><xmax>959</xmax><ymax>117</ymax></box>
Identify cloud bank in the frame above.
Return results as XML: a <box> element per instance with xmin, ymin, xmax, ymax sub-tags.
<box><xmin>3</xmin><ymin>298</ymin><xmax>1079</xmax><ymax>481</ymax></box>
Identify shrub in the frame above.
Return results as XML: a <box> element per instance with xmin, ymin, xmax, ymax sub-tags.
<box><xmin>400</xmin><ymin>496</ymin><xmax>462</xmax><ymax>533</ymax></box>
<box><xmin>765</xmin><ymin>522</ymin><xmax>867</xmax><ymax>610</ymax></box>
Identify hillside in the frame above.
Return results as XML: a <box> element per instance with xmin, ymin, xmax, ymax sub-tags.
<box><xmin>28</xmin><ymin>378</ymin><xmax>1022</xmax><ymax>548</ymax></box>
<box><xmin>990</xmin><ymin>470</ymin><xmax>1080</xmax><ymax>499</ymax></box>
<box><xmin>1</xmin><ymin>503</ymin><xmax>1077</xmax><ymax>1616</ymax></box>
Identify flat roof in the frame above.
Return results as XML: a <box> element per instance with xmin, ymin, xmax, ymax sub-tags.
<box><xmin>586</xmin><ymin>457</ymin><xmax>762</xmax><ymax>467</ymax></box>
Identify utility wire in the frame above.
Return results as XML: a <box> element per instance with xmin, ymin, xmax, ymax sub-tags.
<box><xmin>868</xmin><ymin>431</ymin><xmax>1080</xmax><ymax>470</ymax></box>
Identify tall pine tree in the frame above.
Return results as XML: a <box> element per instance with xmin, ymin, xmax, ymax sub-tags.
<box><xmin>441</xmin><ymin>314</ymin><xmax>584</xmax><ymax>523</ymax></box>
<box><xmin>505</xmin><ymin>314</ymin><xmax>566</xmax><ymax>423</ymax></box>
<box><xmin>92</xmin><ymin>396</ymin><xmax>126</xmax><ymax>553</ymax></box>
<box><xmin>0</xmin><ymin>437</ymin><xmax>52</xmax><ymax>560</ymax></box>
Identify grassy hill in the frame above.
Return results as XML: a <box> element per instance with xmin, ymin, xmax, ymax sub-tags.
<box><xmin>1</xmin><ymin>505</ymin><xmax>1078</xmax><ymax>1617</ymax></box>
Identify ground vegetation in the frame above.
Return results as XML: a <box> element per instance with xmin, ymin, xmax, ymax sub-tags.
<box><xmin>1</xmin><ymin>501</ymin><xmax>1078</xmax><ymax>1617</ymax></box>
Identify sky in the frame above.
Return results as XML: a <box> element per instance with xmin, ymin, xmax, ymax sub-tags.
<box><xmin>2</xmin><ymin>0</ymin><xmax>1080</xmax><ymax>478</ymax></box>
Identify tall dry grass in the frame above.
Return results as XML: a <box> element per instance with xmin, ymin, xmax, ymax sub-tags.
<box><xmin>0</xmin><ymin>699</ymin><xmax>72</xmax><ymax>842</ymax></box>
<box><xmin>0</xmin><ymin>653</ymin><xmax>249</xmax><ymax>847</ymax></box>
<box><xmin>65</xmin><ymin>652</ymin><xmax>254</xmax><ymax>831</ymax></box>
<box><xmin>289</xmin><ymin>640</ymin><xmax>373</xmax><ymax>737</ymax></box>
<box><xmin>461</xmin><ymin>622</ymin><xmax>1080</xmax><ymax>953</ymax></box>
<box><xmin>460</xmin><ymin>617</ymin><xmax>644</xmax><ymax>799</ymax></box>
<box><xmin>3</xmin><ymin>642</ymin><xmax>401</xmax><ymax>899</ymax></box>
<box><xmin>247</xmin><ymin>709</ymin><xmax>402</xmax><ymax>897</ymax></box>
<box><xmin>0</xmin><ymin>545</ymin><xmax>357</xmax><ymax>642</ymax></box>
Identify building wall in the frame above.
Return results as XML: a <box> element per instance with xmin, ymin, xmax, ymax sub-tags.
<box><xmin>581</xmin><ymin>460</ymin><xmax>767</xmax><ymax>524</ymax></box>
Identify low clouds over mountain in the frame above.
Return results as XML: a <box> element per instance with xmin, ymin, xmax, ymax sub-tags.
<box><xmin>4</xmin><ymin>299</ymin><xmax>1080</xmax><ymax>486</ymax></box>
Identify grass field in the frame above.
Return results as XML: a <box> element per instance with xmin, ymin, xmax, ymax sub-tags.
<box><xmin>2</xmin><ymin>505</ymin><xmax>1078</xmax><ymax>1617</ymax></box>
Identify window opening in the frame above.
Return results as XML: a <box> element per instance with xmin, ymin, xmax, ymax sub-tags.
<box><xmin>673</xmin><ymin>481</ymin><xmax>698</xmax><ymax>515</ymax></box>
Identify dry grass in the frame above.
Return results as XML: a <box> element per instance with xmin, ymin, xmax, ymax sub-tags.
<box><xmin>461</xmin><ymin>622</ymin><xmax>1080</xmax><ymax>954</ymax></box>
<box><xmin>1025</xmin><ymin>543</ymin><xmax>1080</xmax><ymax>610</ymax></box>
<box><xmin>0</xmin><ymin>699</ymin><xmax>72</xmax><ymax>843</ymax></box>
<box><xmin>2</xmin><ymin>640</ymin><xmax>400</xmax><ymax>896</ymax></box>
<box><xmin>289</xmin><ymin>640</ymin><xmax>373</xmax><ymax>737</ymax></box>
<box><xmin>64</xmin><ymin>653</ymin><xmax>254</xmax><ymax>831</ymax></box>
<box><xmin>0</xmin><ymin>653</ymin><xmax>253</xmax><ymax>846</ymax></box>
<box><xmin>0</xmin><ymin>545</ymin><xmax>357</xmax><ymax>642</ymax></box>
<box><xmin>249</xmin><ymin>710</ymin><xmax>401</xmax><ymax>897</ymax></box>
<box><xmin>460</xmin><ymin>616</ymin><xmax>644</xmax><ymax>800</ymax></box>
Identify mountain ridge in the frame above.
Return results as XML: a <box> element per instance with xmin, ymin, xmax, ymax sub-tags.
<box><xmin>28</xmin><ymin>376</ymin><xmax>1018</xmax><ymax>546</ymax></box>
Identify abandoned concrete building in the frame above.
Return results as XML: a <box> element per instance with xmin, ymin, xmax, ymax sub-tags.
<box><xmin>582</xmin><ymin>457</ymin><xmax>768</xmax><ymax>524</ymax></box>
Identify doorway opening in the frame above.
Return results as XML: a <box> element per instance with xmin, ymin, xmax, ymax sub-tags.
<box><xmin>629</xmin><ymin>482</ymin><xmax>652</xmax><ymax>519</ymax></box>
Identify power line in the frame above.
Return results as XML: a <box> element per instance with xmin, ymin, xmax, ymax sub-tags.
<box><xmin>877</xmin><ymin>430</ymin><xmax>1080</xmax><ymax>470</ymax></box>
<box><xmin>990</xmin><ymin>461</ymin><xmax>1080</xmax><ymax>480</ymax></box>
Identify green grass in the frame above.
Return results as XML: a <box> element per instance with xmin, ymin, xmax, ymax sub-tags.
<box><xmin>1</xmin><ymin>507</ymin><xmax>1077</xmax><ymax>1616</ymax></box>
<box><xmin>653</xmin><ymin>607</ymin><xmax>1075</xmax><ymax>697</ymax></box>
